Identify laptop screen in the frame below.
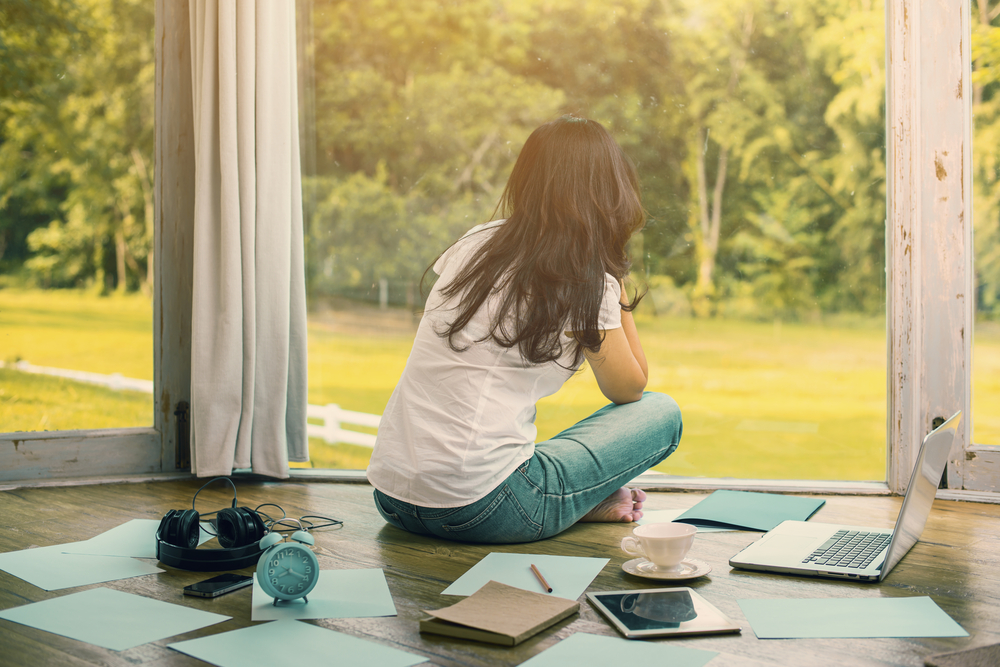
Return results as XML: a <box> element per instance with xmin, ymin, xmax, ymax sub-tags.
<box><xmin>879</xmin><ymin>412</ymin><xmax>961</xmax><ymax>580</ymax></box>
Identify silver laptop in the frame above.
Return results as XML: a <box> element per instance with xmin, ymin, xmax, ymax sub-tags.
<box><xmin>729</xmin><ymin>411</ymin><xmax>961</xmax><ymax>582</ymax></box>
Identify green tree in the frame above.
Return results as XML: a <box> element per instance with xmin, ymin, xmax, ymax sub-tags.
<box><xmin>652</xmin><ymin>0</ymin><xmax>839</xmax><ymax>317</ymax></box>
<box><xmin>491</xmin><ymin>0</ymin><xmax>690</xmax><ymax>281</ymax></box>
<box><xmin>0</xmin><ymin>0</ymin><xmax>79</xmax><ymax>273</ymax></box>
<box><xmin>641</xmin><ymin>0</ymin><xmax>886</xmax><ymax>318</ymax></box>
<box><xmin>808</xmin><ymin>0</ymin><xmax>886</xmax><ymax>313</ymax></box>
<box><xmin>306</xmin><ymin>0</ymin><xmax>887</xmax><ymax>319</ymax></box>
<box><xmin>307</xmin><ymin>0</ymin><xmax>564</xmax><ymax>300</ymax></box>
<box><xmin>973</xmin><ymin>0</ymin><xmax>1000</xmax><ymax>319</ymax></box>
<box><xmin>0</xmin><ymin>0</ymin><xmax>154</xmax><ymax>292</ymax></box>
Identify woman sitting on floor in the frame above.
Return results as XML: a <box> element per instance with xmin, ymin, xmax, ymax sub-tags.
<box><xmin>366</xmin><ymin>116</ymin><xmax>683</xmax><ymax>544</ymax></box>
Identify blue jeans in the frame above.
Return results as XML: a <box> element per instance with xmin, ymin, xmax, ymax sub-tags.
<box><xmin>372</xmin><ymin>391</ymin><xmax>682</xmax><ymax>544</ymax></box>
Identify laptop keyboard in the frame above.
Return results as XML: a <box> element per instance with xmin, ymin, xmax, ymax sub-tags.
<box><xmin>801</xmin><ymin>530</ymin><xmax>892</xmax><ymax>569</ymax></box>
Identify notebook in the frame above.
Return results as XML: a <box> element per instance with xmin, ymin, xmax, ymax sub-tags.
<box><xmin>419</xmin><ymin>580</ymin><xmax>579</xmax><ymax>646</ymax></box>
<box><xmin>729</xmin><ymin>411</ymin><xmax>961</xmax><ymax>582</ymax></box>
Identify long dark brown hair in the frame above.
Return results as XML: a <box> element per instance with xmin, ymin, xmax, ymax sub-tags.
<box><xmin>436</xmin><ymin>116</ymin><xmax>646</xmax><ymax>366</ymax></box>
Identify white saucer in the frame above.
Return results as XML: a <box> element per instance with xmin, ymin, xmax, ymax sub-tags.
<box><xmin>622</xmin><ymin>557</ymin><xmax>712</xmax><ymax>580</ymax></box>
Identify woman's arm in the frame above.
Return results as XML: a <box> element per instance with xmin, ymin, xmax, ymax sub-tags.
<box><xmin>580</xmin><ymin>284</ymin><xmax>648</xmax><ymax>405</ymax></box>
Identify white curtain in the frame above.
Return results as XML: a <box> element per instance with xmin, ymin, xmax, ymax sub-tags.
<box><xmin>188</xmin><ymin>0</ymin><xmax>308</xmax><ymax>478</ymax></box>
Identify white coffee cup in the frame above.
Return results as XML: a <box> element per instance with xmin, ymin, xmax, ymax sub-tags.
<box><xmin>620</xmin><ymin>522</ymin><xmax>697</xmax><ymax>571</ymax></box>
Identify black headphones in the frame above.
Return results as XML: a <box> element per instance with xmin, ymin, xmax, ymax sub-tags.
<box><xmin>155</xmin><ymin>478</ymin><xmax>268</xmax><ymax>572</ymax></box>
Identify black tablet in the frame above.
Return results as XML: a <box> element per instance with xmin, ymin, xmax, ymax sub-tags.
<box><xmin>587</xmin><ymin>587</ymin><xmax>741</xmax><ymax>639</ymax></box>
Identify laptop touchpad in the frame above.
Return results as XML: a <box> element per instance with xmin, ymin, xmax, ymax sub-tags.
<box><xmin>749</xmin><ymin>535</ymin><xmax>819</xmax><ymax>560</ymax></box>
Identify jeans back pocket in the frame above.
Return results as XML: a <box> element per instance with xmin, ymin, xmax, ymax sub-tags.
<box><xmin>441</xmin><ymin>484</ymin><xmax>543</xmax><ymax>544</ymax></box>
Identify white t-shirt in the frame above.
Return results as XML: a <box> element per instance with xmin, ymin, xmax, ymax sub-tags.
<box><xmin>366</xmin><ymin>220</ymin><xmax>623</xmax><ymax>507</ymax></box>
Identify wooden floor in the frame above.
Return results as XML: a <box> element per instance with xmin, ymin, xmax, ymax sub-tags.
<box><xmin>1</xmin><ymin>479</ymin><xmax>999</xmax><ymax>667</ymax></box>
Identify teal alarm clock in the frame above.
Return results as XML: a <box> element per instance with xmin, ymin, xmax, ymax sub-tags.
<box><xmin>256</xmin><ymin>527</ymin><xmax>319</xmax><ymax>605</ymax></box>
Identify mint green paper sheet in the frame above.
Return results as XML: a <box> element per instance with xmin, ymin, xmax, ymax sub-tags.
<box><xmin>0</xmin><ymin>543</ymin><xmax>162</xmax><ymax>590</ymax></box>
<box><xmin>519</xmin><ymin>632</ymin><xmax>717</xmax><ymax>667</ymax></box>
<box><xmin>169</xmin><ymin>619</ymin><xmax>427</xmax><ymax>667</ymax></box>
<box><xmin>738</xmin><ymin>597</ymin><xmax>969</xmax><ymax>638</ymax></box>
<box><xmin>0</xmin><ymin>587</ymin><xmax>230</xmax><ymax>651</ymax></box>
<box><xmin>0</xmin><ymin>519</ymin><xmax>216</xmax><ymax>590</ymax></box>
<box><xmin>675</xmin><ymin>490</ymin><xmax>825</xmax><ymax>531</ymax></box>
<box><xmin>440</xmin><ymin>552</ymin><xmax>608</xmax><ymax>600</ymax></box>
<box><xmin>62</xmin><ymin>519</ymin><xmax>213</xmax><ymax>558</ymax></box>
<box><xmin>637</xmin><ymin>509</ymin><xmax>734</xmax><ymax>532</ymax></box>
<box><xmin>251</xmin><ymin>568</ymin><xmax>397</xmax><ymax>621</ymax></box>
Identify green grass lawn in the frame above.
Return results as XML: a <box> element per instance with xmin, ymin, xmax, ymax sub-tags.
<box><xmin>0</xmin><ymin>289</ymin><xmax>155</xmax><ymax>432</ymax></box>
<box><xmin>0</xmin><ymin>288</ymin><xmax>153</xmax><ymax>379</ymax></box>
<box><xmin>2</xmin><ymin>288</ymin><xmax>998</xmax><ymax>480</ymax></box>
<box><xmin>0</xmin><ymin>367</ymin><xmax>151</xmax><ymax>431</ymax></box>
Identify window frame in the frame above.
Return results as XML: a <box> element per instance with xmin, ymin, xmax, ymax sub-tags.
<box><xmin>0</xmin><ymin>0</ymin><xmax>191</xmax><ymax>487</ymax></box>
<box><xmin>2</xmin><ymin>0</ymin><xmax>996</xmax><ymax>500</ymax></box>
<box><xmin>885</xmin><ymin>0</ymin><xmax>1000</xmax><ymax>496</ymax></box>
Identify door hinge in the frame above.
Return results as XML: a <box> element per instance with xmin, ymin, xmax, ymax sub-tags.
<box><xmin>174</xmin><ymin>401</ymin><xmax>190</xmax><ymax>470</ymax></box>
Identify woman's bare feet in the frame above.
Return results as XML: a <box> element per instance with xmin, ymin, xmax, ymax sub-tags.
<box><xmin>578</xmin><ymin>488</ymin><xmax>646</xmax><ymax>523</ymax></box>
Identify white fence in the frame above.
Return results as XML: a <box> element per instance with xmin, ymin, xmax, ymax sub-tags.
<box><xmin>3</xmin><ymin>360</ymin><xmax>155</xmax><ymax>393</ymax></box>
<box><xmin>3</xmin><ymin>361</ymin><xmax>380</xmax><ymax>448</ymax></box>
<box><xmin>306</xmin><ymin>403</ymin><xmax>380</xmax><ymax>448</ymax></box>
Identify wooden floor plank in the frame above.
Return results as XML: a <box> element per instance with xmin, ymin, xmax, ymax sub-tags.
<box><xmin>0</xmin><ymin>480</ymin><xmax>998</xmax><ymax>666</ymax></box>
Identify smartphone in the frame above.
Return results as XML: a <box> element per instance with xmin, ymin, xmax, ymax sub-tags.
<box><xmin>183</xmin><ymin>573</ymin><xmax>253</xmax><ymax>598</ymax></box>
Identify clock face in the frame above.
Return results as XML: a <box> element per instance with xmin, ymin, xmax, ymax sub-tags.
<box><xmin>256</xmin><ymin>543</ymin><xmax>319</xmax><ymax>601</ymax></box>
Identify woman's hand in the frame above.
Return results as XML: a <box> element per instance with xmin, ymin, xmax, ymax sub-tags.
<box><xmin>580</xmin><ymin>279</ymin><xmax>649</xmax><ymax>405</ymax></box>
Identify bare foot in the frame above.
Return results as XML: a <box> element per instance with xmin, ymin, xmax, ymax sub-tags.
<box><xmin>578</xmin><ymin>488</ymin><xmax>646</xmax><ymax>523</ymax></box>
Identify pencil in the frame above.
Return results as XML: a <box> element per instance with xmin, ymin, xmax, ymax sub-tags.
<box><xmin>530</xmin><ymin>563</ymin><xmax>552</xmax><ymax>593</ymax></box>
